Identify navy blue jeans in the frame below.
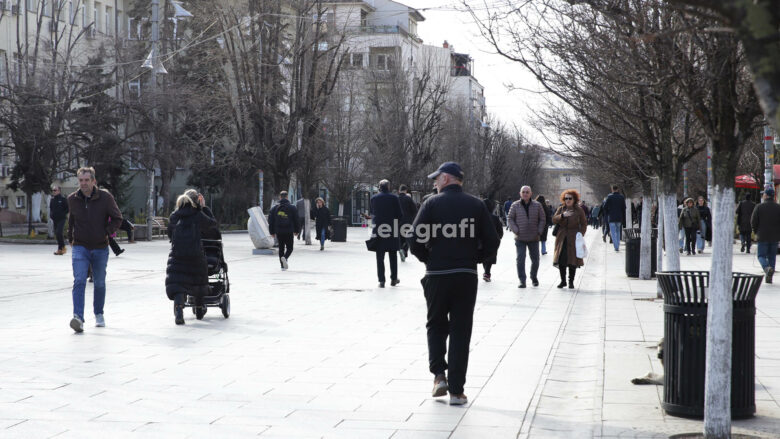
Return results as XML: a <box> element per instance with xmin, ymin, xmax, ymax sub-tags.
<box><xmin>72</xmin><ymin>245</ymin><xmax>109</xmax><ymax>320</ymax></box>
<box><xmin>757</xmin><ymin>241</ymin><xmax>778</xmax><ymax>271</ymax></box>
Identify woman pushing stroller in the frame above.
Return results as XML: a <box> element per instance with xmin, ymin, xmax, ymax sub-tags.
<box><xmin>166</xmin><ymin>189</ymin><xmax>217</xmax><ymax>325</ymax></box>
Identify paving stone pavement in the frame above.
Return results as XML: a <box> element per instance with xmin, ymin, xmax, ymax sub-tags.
<box><xmin>0</xmin><ymin>227</ymin><xmax>778</xmax><ymax>438</ymax></box>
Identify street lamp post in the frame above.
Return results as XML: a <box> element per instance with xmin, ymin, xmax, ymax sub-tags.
<box><xmin>145</xmin><ymin>0</ymin><xmax>160</xmax><ymax>241</ymax></box>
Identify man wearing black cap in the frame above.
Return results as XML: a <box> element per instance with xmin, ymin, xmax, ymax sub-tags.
<box><xmin>409</xmin><ymin>161</ymin><xmax>500</xmax><ymax>406</ymax></box>
<box><xmin>751</xmin><ymin>187</ymin><xmax>780</xmax><ymax>283</ymax></box>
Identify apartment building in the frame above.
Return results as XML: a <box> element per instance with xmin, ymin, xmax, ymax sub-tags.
<box><xmin>0</xmin><ymin>0</ymin><xmax>132</xmax><ymax>222</ymax></box>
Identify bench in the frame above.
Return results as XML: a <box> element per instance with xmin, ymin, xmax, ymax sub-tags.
<box><xmin>151</xmin><ymin>216</ymin><xmax>169</xmax><ymax>237</ymax></box>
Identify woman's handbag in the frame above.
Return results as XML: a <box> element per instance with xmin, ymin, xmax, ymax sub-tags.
<box><xmin>551</xmin><ymin>224</ymin><xmax>560</xmax><ymax>237</ymax></box>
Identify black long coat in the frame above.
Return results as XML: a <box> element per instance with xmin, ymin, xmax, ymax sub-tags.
<box><xmin>165</xmin><ymin>205</ymin><xmax>217</xmax><ymax>300</ymax></box>
<box><xmin>370</xmin><ymin>191</ymin><xmax>403</xmax><ymax>252</ymax></box>
<box><xmin>736</xmin><ymin>199</ymin><xmax>756</xmax><ymax>234</ymax></box>
<box><xmin>310</xmin><ymin>205</ymin><xmax>331</xmax><ymax>237</ymax></box>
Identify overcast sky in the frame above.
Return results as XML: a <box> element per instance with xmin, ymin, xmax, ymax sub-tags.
<box><xmin>401</xmin><ymin>0</ymin><xmax>547</xmax><ymax>143</ymax></box>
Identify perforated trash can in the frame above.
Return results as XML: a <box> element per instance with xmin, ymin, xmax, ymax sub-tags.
<box><xmin>331</xmin><ymin>217</ymin><xmax>347</xmax><ymax>242</ymax></box>
<box><xmin>623</xmin><ymin>228</ymin><xmax>657</xmax><ymax>277</ymax></box>
<box><xmin>656</xmin><ymin>271</ymin><xmax>761</xmax><ymax>419</ymax></box>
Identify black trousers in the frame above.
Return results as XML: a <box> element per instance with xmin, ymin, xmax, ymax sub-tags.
<box><xmin>54</xmin><ymin>219</ymin><xmax>66</xmax><ymax>249</ymax></box>
<box><xmin>483</xmin><ymin>262</ymin><xmax>493</xmax><ymax>275</ymax></box>
<box><xmin>684</xmin><ymin>227</ymin><xmax>697</xmax><ymax>253</ymax></box>
<box><xmin>119</xmin><ymin>220</ymin><xmax>134</xmax><ymax>241</ymax></box>
<box><xmin>108</xmin><ymin>236</ymin><xmax>123</xmax><ymax>256</ymax></box>
<box><xmin>423</xmin><ymin>273</ymin><xmax>478</xmax><ymax>395</ymax></box>
<box><xmin>376</xmin><ymin>250</ymin><xmax>398</xmax><ymax>283</ymax></box>
<box><xmin>277</xmin><ymin>233</ymin><xmax>294</xmax><ymax>265</ymax></box>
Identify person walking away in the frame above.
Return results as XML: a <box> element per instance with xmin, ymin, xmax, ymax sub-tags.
<box><xmin>507</xmin><ymin>186</ymin><xmax>546</xmax><ymax>288</ymax></box>
<box><xmin>695</xmin><ymin>196</ymin><xmax>711</xmax><ymax>254</ymax></box>
<box><xmin>398</xmin><ymin>184</ymin><xmax>418</xmax><ymax>262</ymax></box>
<box><xmin>370</xmin><ymin>180</ymin><xmax>403</xmax><ymax>287</ymax></box>
<box><xmin>553</xmin><ymin>190</ymin><xmax>588</xmax><ymax>289</ymax></box>
<box><xmin>503</xmin><ymin>198</ymin><xmax>513</xmax><ymax>230</ymax></box>
<box><xmin>166</xmin><ymin>190</ymin><xmax>218</xmax><ymax>325</ymax></box>
<box><xmin>119</xmin><ymin>218</ymin><xmax>135</xmax><ymax>243</ymax></box>
<box><xmin>482</xmin><ymin>198</ymin><xmax>504</xmax><ymax>282</ymax></box>
<box><xmin>536</xmin><ymin>195</ymin><xmax>552</xmax><ymax>255</ymax></box>
<box><xmin>269</xmin><ymin>191</ymin><xmax>300</xmax><ymax>270</ymax></box>
<box><xmin>410</xmin><ymin>162</ymin><xmax>499</xmax><ymax>406</ymax></box>
<box><xmin>736</xmin><ymin>193</ymin><xmax>756</xmax><ymax>253</ymax></box>
<box><xmin>603</xmin><ymin>185</ymin><xmax>626</xmax><ymax>252</ymax></box>
<box><xmin>678</xmin><ymin>198</ymin><xmax>700</xmax><ymax>256</ymax></box>
<box><xmin>310</xmin><ymin>197</ymin><xmax>331</xmax><ymax>251</ymax></box>
<box><xmin>590</xmin><ymin>203</ymin><xmax>601</xmax><ymax>229</ymax></box>
<box><xmin>751</xmin><ymin>187</ymin><xmax>780</xmax><ymax>283</ymax></box>
<box><xmin>50</xmin><ymin>186</ymin><xmax>69</xmax><ymax>255</ymax></box>
<box><xmin>66</xmin><ymin>167</ymin><xmax>123</xmax><ymax>333</ymax></box>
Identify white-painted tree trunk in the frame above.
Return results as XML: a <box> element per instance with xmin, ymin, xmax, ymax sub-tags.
<box><xmin>338</xmin><ymin>202</ymin><xmax>344</xmax><ymax>217</ymax></box>
<box><xmin>625</xmin><ymin>198</ymin><xmax>633</xmax><ymax>229</ymax></box>
<box><xmin>661</xmin><ymin>193</ymin><xmax>680</xmax><ymax>272</ymax></box>
<box><xmin>703</xmin><ymin>185</ymin><xmax>735</xmax><ymax>438</ymax></box>
<box><xmin>639</xmin><ymin>194</ymin><xmax>652</xmax><ymax>280</ymax></box>
<box><xmin>656</xmin><ymin>197</ymin><xmax>665</xmax><ymax>298</ymax></box>
<box><xmin>304</xmin><ymin>199</ymin><xmax>312</xmax><ymax>245</ymax></box>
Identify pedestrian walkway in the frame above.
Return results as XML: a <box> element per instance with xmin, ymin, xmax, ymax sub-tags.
<box><xmin>0</xmin><ymin>228</ymin><xmax>778</xmax><ymax>438</ymax></box>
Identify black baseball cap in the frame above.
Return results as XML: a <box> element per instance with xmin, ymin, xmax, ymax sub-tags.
<box><xmin>427</xmin><ymin>162</ymin><xmax>464</xmax><ymax>180</ymax></box>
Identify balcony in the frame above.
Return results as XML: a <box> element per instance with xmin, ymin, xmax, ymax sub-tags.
<box><xmin>345</xmin><ymin>25</ymin><xmax>422</xmax><ymax>43</ymax></box>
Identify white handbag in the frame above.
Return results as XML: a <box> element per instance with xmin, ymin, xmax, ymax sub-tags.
<box><xmin>575</xmin><ymin>232</ymin><xmax>588</xmax><ymax>258</ymax></box>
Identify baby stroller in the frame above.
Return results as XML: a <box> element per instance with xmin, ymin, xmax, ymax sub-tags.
<box><xmin>186</xmin><ymin>238</ymin><xmax>230</xmax><ymax>319</ymax></box>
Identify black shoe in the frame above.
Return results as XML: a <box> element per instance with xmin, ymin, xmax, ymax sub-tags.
<box><xmin>518</xmin><ymin>282</ymin><xmax>526</xmax><ymax>289</ymax></box>
<box><xmin>391</xmin><ymin>279</ymin><xmax>400</xmax><ymax>287</ymax></box>
<box><xmin>379</xmin><ymin>282</ymin><xmax>385</xmax><ymax>288</ymax></box>
<box><xmin>557</xmin><ymin>281</ymin><xmax>566</xmax><ymax>288</ymax></box>
<box><xmin>568</xmin><ymin>280</ymin><xmax>575</xmax><ymax>289</ymax></box>
<box><xmin>747</xmin><ymin>248</ymin><xmax>751</xmax><ymax>254</ymax></box>
<box><xmin>115</xmin><ymin>248</ymin><xmax>125</xmax><ymax>257</ymax></box>
<box><xmin>320</xmin><ymin>245</ymin><xmax>324</xmax><ymax>251</ymax></box>
<box><xmin>88</xmin><ymin>276</ymin><xmax>93</xmax><ymax>283</ymax></box>
<box><xmin>602</xmin><ymin>235</ymin><xmax>606</xmax><ymax>243</ymax></box>
<box><xmin>741</xmin><ymin>244</ymin><xmax>745</xmax><ymax>253</ymax></box>
<box><xmin>531</xmin><ymin>278</ymin><xmax>539</xmax><ymax>287</ymax></box>
<box><xmin>173</xmin><ymin>295</ymin><xmax>185</xmax><ymax>325</ymax></box>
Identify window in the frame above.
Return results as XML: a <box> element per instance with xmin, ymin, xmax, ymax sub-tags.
<box><xmin>128</xmin><ymin>79</ymin><xmax>140</xmax><ymax>98</ymax></box>
<box><xmin>127</xmin><ymin>17</ymin><xmax>140</xmax><ymax>39</ymax></box>
<box><xmin>0</xmin><ymin>197</ymin><xmax>8</xmax><ymax>209</ymax></box>
<box><xmin>81</xmin><ymin>3</ymin><xmax>86</xmax><ymax>27</ymax></box>
<box><xmin>16</xmin><ymin>196</ymin><xmax>25</xmax><ymax>209</ymax></box>
<box><xmin>105</xmin><ymin>5</ymin><xmax>111</xmax><ymax>35</ymax></box>
<box><xmin>94</xmin><ymin>2</ymin><xmax>100</xmax><ymax>32</ymax></box>
<box><xmin>348</xmin><ymin>53</ymin><xmax>363</xmax><ymax>69</ymax></box>
<box><xmin>26</xmin><ymin>0</ymin><xmax>37</xmax><ymax>13</ymax></box>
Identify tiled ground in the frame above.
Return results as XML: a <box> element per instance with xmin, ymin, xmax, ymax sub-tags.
<box><xmin>0</xmin><ymin>226</ymin><xmax>778</xmax><ymax>438</ymax></box>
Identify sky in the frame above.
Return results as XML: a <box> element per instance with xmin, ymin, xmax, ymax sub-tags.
<box><xmin>401</xmin><ymin>0</ymin><xmax>547</xmax><ymax>143</ymax></box>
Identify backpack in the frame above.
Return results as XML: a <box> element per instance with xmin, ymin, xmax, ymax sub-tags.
<box><xmin>172</xmin><ymin>215</ymin><xmax>201</xmax><ymax>258</ymax></box>
<box><xmin>275</xmin><ymin>206</ymin><xmax>292</xmax><ymax>229</ymax></box>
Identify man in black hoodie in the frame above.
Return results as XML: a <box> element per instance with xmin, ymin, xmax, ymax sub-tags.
<box><xmin>269</xmin><ymin>191</ymin><xmax>300</xmax><ymax>270</ymax></box>
<box><xmin>410</xmin><ymin>162</ymin><xmax>499</xmax><ymax>406</ymax></box>
<box><xmin>50</xmin><ymin>186</ymin><xmax>69</xmax><ymax>255</ymax></box>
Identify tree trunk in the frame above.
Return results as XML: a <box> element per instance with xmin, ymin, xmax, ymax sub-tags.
<box><xmin>338</xmin><ymin>202</ymin><xmax>344</xmax><ymax>217</ymax></box>
<box><xmin>304</xmin><ymin>198</ymin><xmax>312</xmax><ymax>245</ymax></box>
<box><xmin>26</xmin><ymin>190</ymin><xmax>33</xmax><ymax>236</ymax></box>
<box><xmin>660</xmin><ymin>192</ymin><xmax>680</xmax><ymax>272</ymax></box>
<box><xmin>639</xmin><ymin>193</ymin><xmax>652</xmax><ymax>280</ymax></box>
<box><xmin>656</xmin><ymin>195</ymin><xmax>665</xmax><ymax>299</ymax></box>
<box><xmin>625</xmin><ymin>197</ymin><xmax>633</xmax><ymax>229</ymax></box>
<box><xmin>703</xmin><ymin>185</ymin><xmax>735</xmax><ymax>438</ymax></box>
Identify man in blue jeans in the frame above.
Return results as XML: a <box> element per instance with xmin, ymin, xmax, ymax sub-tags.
<box><xmin>602</xmin><ymin>185</ymin><xmax>626</xmax><ymax>252</ymax></box>
<box><xmin>751</xmin><ymin>187</ymin><xmax>780</xmax><ymax>284</ymax></box>
<box><xmin>67</xmin><ymin>167</ymin><xmax>123</xmax><ymax>333</ymax></box>
<box><xmin>507</xmin><ymin>186</ymin><xmax>546</xmax><ymax>288</ymax></box>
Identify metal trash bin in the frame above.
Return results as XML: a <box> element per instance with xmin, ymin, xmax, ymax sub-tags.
<box><xmin>656</xmin><ymin>270</ymin><xmax>762</xmax><ymax>419</ymax></box>
<box><xmin>331</xmin><ymin>216</ymin><xmax>347</xmax><ymax>242</ymax></box>
<box><xmin>623</xmin><ymin>228</ymin><xmax>657</xmax><ymax>277</ymax></box>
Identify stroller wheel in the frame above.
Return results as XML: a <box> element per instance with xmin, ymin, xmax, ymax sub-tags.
<box><xmin>220</xmin><ymin>294</ymin><xmax>230</xmax><ymax>318</ymax></box>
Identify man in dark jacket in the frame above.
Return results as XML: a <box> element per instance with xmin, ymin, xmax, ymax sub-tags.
<box><xmin>410</xmin><ymin>162</ymin><xmax>499</xmax><ymax>406</ymax></box>
<box><xmin>751</xmin><ymin>187</ymin><xmax>780</xmax><ymax>283</ymax></box>
<box><xmin>603</xmin><ymin>185</ymin><xmax>626</xmax><ymax>252</ymax></box>
<box><xmin>736</xmin><ymin>193</ymin><xmax>756</xmax><ymax>253</ymax></box>
<box><xmin>503</xmin><ymin>198</ymin><xmax>513</xmax><ymax>229</ymax></box>
<box><xmin>398</xmin><ymin>184</ymin><xmax>418</xmax><ymax>262</ymax></box>
<box><xmin>269</xmin><ymin>191</ymin><xmax>300</xmax><ymax>270</ymax></box>
<box><xmin>296</xmin><ymin>197</ymin><xmax>306</xmax><ymax>240</ymax></box>
<box><xmin>66</xmin><ymin>167</ymin><xmax>123</xmax><ymax>333</ymax></box>
<box><xmin>50</xmin><ymin>185</ymin><xmax>69</xmax><ymax>255</ymax></box>
<box><xmin>370</xmin><ymin>180</ymin><xmax>403</xmax><ymax>287</ymax></box>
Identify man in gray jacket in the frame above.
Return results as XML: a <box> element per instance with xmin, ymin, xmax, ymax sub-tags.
<box><xmin>508</xmin><ymin>186</ymin><xmax>546</xmax><ymax>288</ymax></box>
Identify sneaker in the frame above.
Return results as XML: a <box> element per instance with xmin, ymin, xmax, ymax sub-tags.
<box><xmin>95</xmin><ymin>314</ymin><xmax>105</xmax><ymax>327</ymax></box>
<box><xmin>432</xmin><ymin>374</ymin><xmax>448</xmax><ymax>397</ymax></box>
<box><xmin>518</xmin><ymin>282</ymin><xmax>526</xmax><ymax>289</ymax></box>
<box><xmin>449</xmin><ymin>394</ymin><xmax>468</xmax><ymax>406</ymax></box>
<box><xmin>391</xmin><ymin>279</ymin><xmax>400</xmax><ymax>287</ymax></box>
<box><xmin>280</xmin><ymin>257</ymin><xmax>289</xmax><ymax>269</ymax></box>
<box><xmin>483</xmin><ymin>273</ymin><xmax>491</xmax><ymax>282</ymax></box>
<box><xmin>531</xmin><ymin>278</ymin><xmax>539</xmax><ymax>287</ymax></box>
<box><xmin>70</xmin><ymin>315</ymin><xmax>84</xmax><ymax>333</ymax></box>
<box><xmin>767</xmin><ymin>267</ymin><xmax>774</xmax><ymax>284</ymax></box>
